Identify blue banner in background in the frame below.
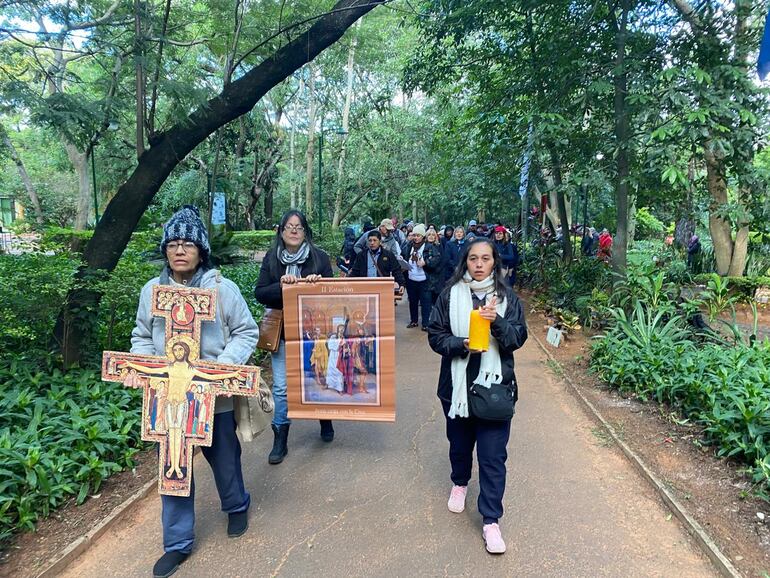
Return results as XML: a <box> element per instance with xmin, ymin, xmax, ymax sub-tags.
<box><xmin>758</xmin><ymin>10</ymin><xmax>770</xmax><ymax>80</ymax></box>
<box><xmin>211</xmin><ymin>192</ymin><xmax>226</xmax><ymax>225</ymax></box>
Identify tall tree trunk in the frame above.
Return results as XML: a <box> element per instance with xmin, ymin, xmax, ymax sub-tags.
<box><xmin>332</xmin><ymin>22</ymin><xmax>359</xmax><ymax>228</ymax></box>
<box><xmin>53</xmin><ymin>0</ymin><xmax>385</xmax><ymax>366</ymax></box>
<box><xmin>289</xmin><ymin>114</ymin><xmax>297</xmax><ymax>209</ymax></box>
<box><xmin>304</xmin><ymin>66</ymin><xmax>317</xmax><ymax>216</ymax></box>
<box><xmin>704</xmin><ymin>144</ymin><xmax>733</xmax><ymax>275</ymax></box>
<box><xmin>627</xmin><ymin>193</ymin><xmax>637</xmax><ymax>246</ymax></box>
<box><xmin>134</xmin><ymin>0</ymin><xmax>146</xmax><ymax>159</ymax></box>
<box><xmin>611</xmin><ymin>0</ymin><xmax>631</xmax><ymax>273</ymax></box>
<box><xmin>548</xmin><ymin>147</ymin><xmax>572</xmax><ymax>262</ymax></box>
<box><xmin>1</xmin><ymin>131</ymin><xmax>44</xmax><ymax>224</ymax></box>
<box><xmin>728</xmin><ymin>225</ymin><xmax>750</xmax><ymax>277</ymax></box>
<box><xmin>66</xmin><ymin>144</ymin><xmax>92</xmax><ymax>230</ymax></box>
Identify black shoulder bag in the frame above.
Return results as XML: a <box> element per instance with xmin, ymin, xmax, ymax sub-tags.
<box><xmin>468</xmin><ymin>382</ymin><xmax>516</xmax><ymax>421</ymax></box>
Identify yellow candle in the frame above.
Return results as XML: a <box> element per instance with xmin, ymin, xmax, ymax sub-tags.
<box><xmin>468</xmin><ymin>309</ymin><xmax>490</xmax><ymax>352</ymax></box>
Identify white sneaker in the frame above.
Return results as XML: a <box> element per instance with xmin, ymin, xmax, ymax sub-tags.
<box><xmin>447</xmin><ymin>485</ymin><xmax>467</xmax><ymax>513</ymax></box>
<box><xmin>483</xmin><ymin>523</ymin><xmax>506</xmax><ymax>554</ymax></box>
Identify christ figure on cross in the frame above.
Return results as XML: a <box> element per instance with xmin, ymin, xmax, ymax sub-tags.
<box><xmin>103</xmin><ymin>285</ymin><xmax>260</xmax><ymax>496</ymax></box>
<box><xmin>122</xmin><ymin>339</ymin><xmax>247</xmax><ymax>480</ymax></box>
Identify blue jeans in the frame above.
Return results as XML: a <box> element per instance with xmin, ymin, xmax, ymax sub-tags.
<box><xmin>161</xmin><ymin>411</ymin><xmax>250</xmax><ymax>553</ymax></box>
<box><xmin>441</xmin><ymin>400</ymin><xmax>511</xmax><ymax>524</ymax></box>
<box><xmin>271</xmin><ymin>340</ymin><xmax>290</xmax><ymax>426</ymax></box>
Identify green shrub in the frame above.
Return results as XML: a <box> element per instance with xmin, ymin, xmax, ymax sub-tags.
<box><xmin>0</xmin><ymin>357</ymin><xmax>146</xmax><ymax>545</ymax></box>
<box><xmin>634</xmin><ymin>207</ymin><xmax>666</xmax><ymax>240</ymax></box>
<box><xmin>592</xmin><ymin>301</ymin><xmax>770</xmax><ymax>493</ymax></box>
<box><xmin>314</xmin><ymin>228</ymin><xmax>344</xmax><ymax>260</ymax></box>
<box><xmin>40</xmin><ymin>227</ymin><xmax>161</xmax><ymax>256</ymax></box>
<box><xmin>220</xmin><ymin>263</ymin><xmax>264</xmax><ymax>322</ymax></box>
<box><xmin>96</xmin><ymin>255</ymin><xmax>160</xmax><ymax>353</ymax></box>
<box><xmin>231</xmin><ymin>230</ymin><xmax>275</xmax><ymax>251</ymax></box>
<box><xmin>0</xmin><ymin>254</ymin><xmax>78</xmax><ymax>353</ymax></box>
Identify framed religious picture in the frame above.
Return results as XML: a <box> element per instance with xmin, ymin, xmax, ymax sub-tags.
<box><xmin>283</xmin><ymin>277</ymin><xmax>396</xmax><ymax>422</ymax></box>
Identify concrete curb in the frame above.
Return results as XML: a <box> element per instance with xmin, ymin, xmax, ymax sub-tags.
<box><xmin>530</xmin><ymin>330</ymin><xmax>742</xmax><ymax>578</ymax></box>
<box><xmin>36</xmin><ymin>477</ymin><xmax>157</xmax><ymax>578</ymax></box>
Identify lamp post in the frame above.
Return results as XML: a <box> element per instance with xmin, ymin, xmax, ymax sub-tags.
<box><xmin>317</xmin><ymin>123</ymin><xmax>348</xmax><ymax>233</ymax></box>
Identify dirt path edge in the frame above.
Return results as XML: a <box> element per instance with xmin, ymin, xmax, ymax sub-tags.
<box><xmin>35</xmin><ymin>478</ymin><xmax>157</xmax><ymax>578</ymax></box>
<box><xmin>530</xmin><ymin>328</ymin><xmax>742</xmax><ymax>578</ymax></box>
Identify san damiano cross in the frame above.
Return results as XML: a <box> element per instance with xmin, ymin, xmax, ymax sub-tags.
<box><xmin>102</xmin><ymin>286</ymin><xmax>260</xmax><ymax>496</ymax></box>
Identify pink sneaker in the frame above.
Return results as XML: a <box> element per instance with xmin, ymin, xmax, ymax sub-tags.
<box><xmin>482</xmin><ymin>523</ymin><xmax>506</xmax><ymax>554</ymax></box>
<box><xmin>447</xmin><ymin>485</ymin><xmax>467</xmax><ymax>513</ymax></box>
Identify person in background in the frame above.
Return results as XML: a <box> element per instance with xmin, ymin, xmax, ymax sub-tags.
<box><xmin>392</xmin><ymin>218</ymin><xmax>406</xmax><ymax>245</ymax></box>
<box><xmin>493</xmin><ymin>226</ymin><xmax>517</xmax><ymax>286</ymax></box>
<box><xmin>402</xmin><ymin>224</ymin><xmax>434</xmax><ymax>330</ymax></box>
<box><xmin>442</xmin><ymin>225</ymin><xmax>455</xmax><ymax>248</ymax></box>
<box><xmin>467</xmin><ymin>219</ymin><xmax>478</xmax><ymax>236</ymax></box>
<box><xmin>424</xmin><ymin>228</ymin><xmax>446</xmax><ymax>307</ymax></box>
<box><xmin>597</xmin><ymin>228</ymin><xmax>613</xmax><ymax>263</ymax></box>
<box><xmin>687</xmin><ymin>234</ymin><xmax>702</xmax><ymax>271</ymax></box>
<box><xmin>130</xmin><ymin>206</ymin><xmax>258</xmax><ymax>578</ymax></box>
<box><xmin>351</xmin><ymin>229</ymin><xmax>406</xmax><ymax>290</ymax></box>
<box><xmin>254</xmin><ymin>210</ymin><xmax>335</xmax><ymax>465</ymax></box>
<box><xmin>354</xmin><ymin>218</ymin><xmax>401</xmax><ymax>256</ymax></box>
<box><xmin>337</xmin><ymin>226</ymin><xmax>358</xmax><ymax>275</ymax></box>
<box><xmin>444</xmin><ymin>226</ymin><xmax>466</xmax><ymax>282</ymax></box>
<box><xmin>427</xmin><ymin>237</ymin><xmax>527</xmax><ymax>556</ymax></box>
<box><xmin>581</xmin><ymin>227</ymin><xmax>595</xmax><ymax>257</ymax></box>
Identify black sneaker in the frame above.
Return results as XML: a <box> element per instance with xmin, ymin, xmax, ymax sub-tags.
<box><xmin>320</xmin><ymin>420</ymin><xmax>334</xmax><ymax>442</ymax></box>
<box><xmin>153</xmin><ymin>551</ymin><xmax>189</xmax><ymax>578</ymax></box>
<box><xmin>227</xmin><ymin>510</ymin><xmax>249</xmax><ymax>537</ymax></box>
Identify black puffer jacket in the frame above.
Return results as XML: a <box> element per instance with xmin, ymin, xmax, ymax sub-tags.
<box><xmin>422</xmin><ymin>242</ymin><xmax>445</xmax><ymax>295</ymax></box>
<box><xmin>427</xmin><ymin>284</ymin><xmax>528</xmax><ymax>404</ymax></box>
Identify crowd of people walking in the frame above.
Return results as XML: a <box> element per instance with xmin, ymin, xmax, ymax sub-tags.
<box><xmin>130</xmin><ymin>207</ymin><xmax>540</xmax><ymax>576</ymax></box>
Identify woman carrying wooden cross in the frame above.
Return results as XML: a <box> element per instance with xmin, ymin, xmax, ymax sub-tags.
<box><xmin>129</xmin><ymin>206</ymin><xmax>258</xmax><ymax>578</ymax></box>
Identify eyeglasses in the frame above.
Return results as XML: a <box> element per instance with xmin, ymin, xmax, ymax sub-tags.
<box><xmin>283</xmin><ymin>225</ymin><xmax>305</xmax><ymax>233</ymax></box>
<box><xmin>166</xmin><ymin>241</ymin><xmax>197</xmax><ymax>252</ymax></box>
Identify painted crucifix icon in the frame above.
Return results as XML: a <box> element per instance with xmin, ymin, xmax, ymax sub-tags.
<box><xmin>102</xmin><ymin>285</ymin><xmax>260</xmax><ymax>496</ymax></box>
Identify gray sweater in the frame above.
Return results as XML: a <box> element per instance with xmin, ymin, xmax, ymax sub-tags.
<box><xmin>130</xmin><ymin>268</ymin><xmax>259</xmax><ymax>414</ymax></box>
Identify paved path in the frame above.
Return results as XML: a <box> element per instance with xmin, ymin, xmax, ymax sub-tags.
<box><xmin>61</xmin><ymin>301</ymin><xmax>716</xmax><ymax>577</ymax></box>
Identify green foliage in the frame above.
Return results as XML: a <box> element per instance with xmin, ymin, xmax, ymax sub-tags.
<box><xmin>220</xmin><ymin>263</ymin><xmax>264</xmax><ymax>324</ymax></box>
<box><xmin>41</xmin><ymin>227</ymin><xmax>161</xmax><ymax>256</ymax></box>
<box><xmin>692</xmin><ymin>273</ymin><xmax>740</xmax><ymax>321</ymax></box>
<box><xmin>694</xmin><ymin>274</ymin><xmax>770</xmax><ymax>302</ymax></box>
<box><xmin>592</xmin><ymin>313</ymin><xmax>770</xmax><ymax>491</ymax></box>
<box><xmin>0</xmin><ymin>356</ymin><xmax>146</xmax><ymax>545</ymax></box>
<box><xmin>591</xmin><ymin>263</ymin><xmax>770</xmax><ymax>494</ymax></box>
<box><xmin>0</xmin><ymin>253</ymin><xmax>78</xmax><ymax>352</ymax></box>
<box><xmin>314</xmin><ymin>228</ymin><xmax>344</xmax><ymax>262</ymax></box>
<box><xmin>95</xmin><ymin>254</ymin><xmax>159</xmax><ymax>353</ymax></box>
<box><xmin>231</xmin><ymin>230</ymin><xmax>275</xmax><ymax>251</ymax></box>
<box><xmin>634</xmin><ymin>207</ymin><xmax>665</xmax><ymax>240</ymax></box>
<box><xmin>208</xmin><ymin>229</ymin><xmax>247</xmax><ymax>267</ymax></box>
<box><xmin>610</xmin><ymin>264</ymin><xmax>678</xmax><ymax>316</ymax></box>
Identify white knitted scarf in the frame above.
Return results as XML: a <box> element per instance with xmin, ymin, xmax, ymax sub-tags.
<box><xmin>448</xmin><ymin>272</ymin><xmax>507</xmax><ymax>418</ymax></box>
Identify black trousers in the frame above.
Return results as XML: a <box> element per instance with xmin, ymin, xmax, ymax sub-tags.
<box><xmin>406</xmin><ymin>278</ymin><xmax>432</xmax><ymax>326</ymax></box>
<box><xmin>441</xmin><ymin>399</ymin><xmax>511</xmax><ymax>524</ymax></box>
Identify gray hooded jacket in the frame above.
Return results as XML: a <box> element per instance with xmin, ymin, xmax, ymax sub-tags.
<box><xmin>130</xmin><ymin>268</ymin><xmax>259</xmax><ymax>414</ymax></box>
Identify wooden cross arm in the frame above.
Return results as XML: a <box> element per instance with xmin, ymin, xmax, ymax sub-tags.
<box><xmin>193</xmin><ymin>359</ymin><xmax>261</xmax><ymax>397</ymax></box>
<box><xmin>102</xmin><ymin>351</ymin><xmax>167</xmax><ymax>383</ymax></box>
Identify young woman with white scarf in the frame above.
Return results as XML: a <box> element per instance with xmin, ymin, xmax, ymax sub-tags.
<box><xmin>254</xmin><ymin>210</ymin><xmax>334</xmax><ymax>464</ymax></box>
<box><xmin>427</xmin><ymin>237</ymin><xmax>527</xmax><ymax>555</ymax></box>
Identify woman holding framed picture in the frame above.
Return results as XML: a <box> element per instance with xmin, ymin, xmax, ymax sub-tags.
<box><xmin>254</xmin><ymin>210</ymin><xmax>334</xmax><ymax>464</ymax></box>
